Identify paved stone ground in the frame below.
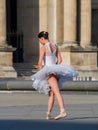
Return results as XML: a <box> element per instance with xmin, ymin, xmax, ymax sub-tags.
<box><xmin>0</xmin><ymin>91</ymin><xmax>98</xmax><ymax>130</ymax></box>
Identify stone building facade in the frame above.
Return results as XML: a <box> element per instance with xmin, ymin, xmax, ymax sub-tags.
<box><xmin>0</xmin><ymin>0</ymin><xmax>98</xmax><ymax>79</ymax></box>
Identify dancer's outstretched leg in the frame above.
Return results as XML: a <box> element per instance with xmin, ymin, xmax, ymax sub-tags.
<box><xmin>48</xmin><ymin>75</ymin><xmax>67</xmax><ymax>120</ymax></box>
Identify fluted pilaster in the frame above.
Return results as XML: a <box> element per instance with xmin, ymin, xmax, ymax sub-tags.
<box><xmin>80</xmin><ymin>0</ymin><xmax>91</xmax><ymax>47</ymax></box>
<box><xmin>0</xmin><ymin>0</ymin><xmax>6</xmax><ymax>46</ymax></box>
<box><xmin>39</xmin><ymin>0</ymin><xmax>48</xmax><ymax>31</ymax></box>
<box><xmin>47</xmin><ymin>0</ymin><xmax>64</xmax><ymax>43</ymax></box>
<box><xmin>56</xmin><ymin>0</ymin><xmax>64</xmax><ymax>43</ymax></box>
<box><xmin>47</xmin><ymin>0</ymin><xmax>57</xmax><ymax>43</ymax></box>
<box><xmin>64</xmin><ymin>0</ymin><xmax>77</xmax><ymax>45</ymax></box>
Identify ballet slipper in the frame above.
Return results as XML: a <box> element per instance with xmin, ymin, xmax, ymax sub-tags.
<box><xmin>46</xmin><ymin>112</ymin><xmax>51</xmax><ymax>120</ymax></box>
<box><xmin>54</xmin><ymin>111</ymin><xmax>67</xmax><ymax>120</ymax></box>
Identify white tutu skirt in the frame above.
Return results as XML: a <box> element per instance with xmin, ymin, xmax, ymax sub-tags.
<box><xmin>30</xmin><ymin>64</ymin><xmax>78</xmax><ymax>95</ymax></box>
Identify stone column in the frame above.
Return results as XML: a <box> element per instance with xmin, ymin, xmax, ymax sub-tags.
<box><xmin>64</xmin><ymin>0</ymin><xmax>77</xmax><ymax>46</ymax></box>
<box><xmin>0</xmin><ymin>0</ymin><xmax>6</xmax><ymax>45</ymax></box>
<box><xmin>39</xmin><ymin>0</ymin><xmax>48</xmax><ymax>50</ymax></box>
<box><xmin>47</xmin><ymin>0</ymin><xmax>57</xmax><ymax>43</ymax></box>
<box><xmin>47</xmin><ymin>0</ymin><xmax>64</xmax><ymax>44</ymax></box>
<box><xmin>0</xmin><ymin>0</ymin><xmax>17</xmax><ymax>78</ymax></box>
<box><xmin>80</xmin><ymin>0</ymin><xmax>91</xmax><ymax>47</ymax></box>
<box><xmin>56</xmin><ymin>0</ymin><xmax>64</xmax><ymax>43</ymax></box>
<box><xmin>39</xmin><ymin>0</ymin><xmax>48</xmax><ymax>31</ymax></box>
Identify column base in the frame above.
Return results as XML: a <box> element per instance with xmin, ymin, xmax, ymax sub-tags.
<box><xmin>59</xmin><ymin>45</ymin><xmax>98</xmax><ymax>79</ymax></box>
<box><xmin>58</xmin><ymin>41</ymin><xmax>77</xmax><ymax>48</ymax></box>
<box><xmin>0</xmin><ymin>45</ymin><xmax>17</xmax><ymax>78</ymax></box>
<box><xmin>0</xmin><ymin>66</ymin><xmax>17</xmax><ymax>78</ymax></box>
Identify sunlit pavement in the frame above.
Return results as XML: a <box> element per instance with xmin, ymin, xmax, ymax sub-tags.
<box><xmin>0</xmin><ymin>91</ymin><xmax>98</xmax><ymax>130</ymax></box>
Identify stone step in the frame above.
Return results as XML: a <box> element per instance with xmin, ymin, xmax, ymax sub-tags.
<box><xmin>13</xmin><ymin>63</ymin><xmax>37</xmax><ymax>68</ymax></box>
<box><xmin>0</xmin><ymin>80</ymin><xmax>98</xmax><ymax>91</ymax></box>
<box><xmin>13</xmin><ymin>63</ymin><xmax>38</xmax><ymax>76</ymax></box>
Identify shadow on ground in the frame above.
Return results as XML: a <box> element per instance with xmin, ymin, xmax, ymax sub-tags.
<box><xmin>0</xmin><ymin>119</ymin><xmax>98</xmax><ymax>130</ymax></box>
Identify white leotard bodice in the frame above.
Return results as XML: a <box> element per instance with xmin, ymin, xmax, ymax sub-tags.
<box><xmin>44</xmin><ymin>42</ymin><xmax>57</xmax><ymax>66</ymax></box>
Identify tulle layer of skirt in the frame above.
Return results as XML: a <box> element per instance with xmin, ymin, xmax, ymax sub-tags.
<box><xmin>30</xmin><ymin>64</ymin><xmax>78</xmax><ymax>94</ymax></box>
